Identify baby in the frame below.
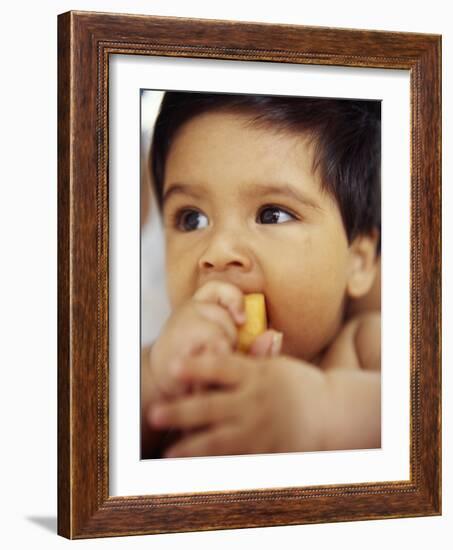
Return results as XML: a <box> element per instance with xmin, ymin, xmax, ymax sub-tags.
<box><xmin>141</xmin><ymin>92</ymin><xmax>381</xmax><ymax>459</ymax></box>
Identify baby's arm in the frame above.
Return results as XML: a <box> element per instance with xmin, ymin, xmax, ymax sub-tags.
<box><xmin>149</xmin><ymin>313</ymin><xmax>381</xmax><ymax>456</ymax></box>
<box><xmin>141</xmin><ymin>282</ymin><xmax>243</xmax><ymax>458</ymax></box>
<box><xmin>318</xmin><ymin>312</ymin><xmax>381</xmax><ymax>450</ymax></box>
<box><xmin>141</xmin><ymin>283</ymin><xmax>281</xmax><ymax>458</ymax></box>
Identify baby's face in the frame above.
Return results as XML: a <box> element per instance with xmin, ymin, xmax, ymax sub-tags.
<box><xmin>161</xmin><ymin>111</ymin><xmax>353</xmax><ymax>361</ymax></box>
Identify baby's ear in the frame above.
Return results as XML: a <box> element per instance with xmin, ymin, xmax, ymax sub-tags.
<box><xmin>346</xmin><ymin>230</ymin><xmax>379</xmax><ymax>299</ymax></box>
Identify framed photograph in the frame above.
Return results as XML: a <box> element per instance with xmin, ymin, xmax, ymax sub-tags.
<box><xmin>58</xmin><ymin>10</ymin><xmax>441</xmax><ymax>538</ymax></box>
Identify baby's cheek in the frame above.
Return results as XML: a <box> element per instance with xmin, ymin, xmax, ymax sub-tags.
<box><xmin>282</xmin><ymin>302</ymin><xmax>325</xmax><ymax>359</ymax></box>
<box><xmin>165</xmin><ymin>240</ymin><xmax>203</xmax><ymax>305</ymax></box>
<box><xmin>165</xmin><ymin>264</ymin><xmax>187</xmax><ymax>309</ymax></box>
<box><xmin>269</xmin><ymin>279</ymin><xmax>345</xmax><ymax>361</ymax></box>
<box><xmin>165</xmin><ymin>247</ymin><xmax>191</xmax><ymax>306</ymax></box>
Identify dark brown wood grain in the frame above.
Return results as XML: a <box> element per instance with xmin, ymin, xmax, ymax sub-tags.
<box><xmin>57</xmin><ymin>11</ymin><xmax>71</xmax><ymax>537</ymax></box>
<box><xmin>57</xmin><ymin>10</ymin><xmax>441</xmax><ymax>539</ymax></box>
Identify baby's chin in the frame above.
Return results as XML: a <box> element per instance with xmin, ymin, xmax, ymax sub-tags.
<box><xmin>269</xmin><ymin>326</ymin><xmax>327</xmax><ymax>366</ymax></box>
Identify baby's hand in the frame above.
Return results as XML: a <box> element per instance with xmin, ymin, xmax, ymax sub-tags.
<box><xmin>147</xmin><ymin>281</ymin><xmax>246</xmax><ymax>400</ymax></box>
<box><xmin>149</xmin><ymin>352</ymin><xmax>326</xmax><ymax>457</ymax></box>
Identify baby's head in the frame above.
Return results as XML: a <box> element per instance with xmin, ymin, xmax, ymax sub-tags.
<box><xmin>149</xmin><ymin>92</ymin><xmax>380</xmax><ymax>361</ymax></box>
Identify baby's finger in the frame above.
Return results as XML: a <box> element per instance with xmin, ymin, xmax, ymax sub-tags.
<box><xmin>194</xmin><ymin>302</ymin><xmax>238</xmax><ymax>345</ymax></box>
<box><xmin>249</xmin><ymin>330</ymin><xmax>283</xmax><ymax>357</ymax></box>
<box><xmin>204</xmin><ymin>338</ymin><xmax>231</xmax><ymax>356</ymax></box>
<box><xmin>194</xmin><ymin>280</ymin><xmax>246</xmax><ymax>325</ymax></box>
<box><xmin>176</xmin><ymin>352</ymin><xmax>246</xmax><ymax>387</ymax></box>
<box><xmin>150</xmin><ymin>391</ymin><xmax>237</xmax><ymax>430</ymax></box>
<box><xmin>161</xmin><ymin>327</ymin><xmax>232</xmax><ymax>396</ymax></box>
<box><xmin>163</xmin><ymin>425</ymin><xmax>244</xmax><ymax>458</ymax></box>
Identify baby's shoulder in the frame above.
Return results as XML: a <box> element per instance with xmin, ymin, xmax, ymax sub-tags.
<box><xmin>319</xmin><ymin>312</ymin><xmax>381</xmax><ymax>372</ymax></box>
<box><xmin>353</xmin><ymin>311</ymin><xmax>381</xmax><ymax>371</ymax></box>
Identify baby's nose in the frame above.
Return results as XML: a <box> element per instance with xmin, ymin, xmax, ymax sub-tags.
<box><xmin>198</xmin><ymin>232</ymin><xmax>253</xmax><ymax>273</ymax></box>
<box><xmin>200</xmin><ymin>256</ymin><xmax>248</xmax><ymax>272</ymax></box>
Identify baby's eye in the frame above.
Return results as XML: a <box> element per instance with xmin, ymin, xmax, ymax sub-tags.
<box><xmin>257</xmin><ymin>206</ymin><xmax>296</xmax><ymax>224</ymax></box>
<box><xmin>176</xmin><ymin>209</ymin><xmax>209</xmax><ymax>231</ymax></box>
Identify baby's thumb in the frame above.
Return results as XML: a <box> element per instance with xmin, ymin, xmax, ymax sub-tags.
<box><xmin>249</xmin><ymin>330</ymin><xmax>283</xmax><ymax>358</ymax></box>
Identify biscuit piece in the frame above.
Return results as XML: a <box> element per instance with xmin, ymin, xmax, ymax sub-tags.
<box><xmin>237</xmin><ymin>293</ymin><xmax>267</xmax><ymax>352</ymax></box>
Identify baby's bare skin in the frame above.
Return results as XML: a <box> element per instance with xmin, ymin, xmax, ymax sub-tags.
<box><xmin>319</xmin><ymin>312</ymin><xmax>381</xmax><ymax>372</ymax></box>
<box><xmin>142</xmin><ymin>282</ymin><xmax>380</xmax><ymax>458</ymax></box>
<box><xmin>140</xmin><ymin>281</ymin><xmax>282</xmax><ymax>457</ymax></box>
<box><xmin>141</xmin><ymin>111</ymin><xmax>381</xmax><ymax>459</ymax></box>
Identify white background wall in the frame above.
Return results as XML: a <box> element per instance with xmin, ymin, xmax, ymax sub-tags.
<box><xmin>0</xmin><ymin>0</ymin><xmax>449</xmax><ymax>548</ymax></box>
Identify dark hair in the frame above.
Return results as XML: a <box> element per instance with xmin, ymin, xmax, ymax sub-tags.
<box><xmin>149</xmin><ymin>92</ymin><xmax>381</xmax><ymax>253</ymax></box>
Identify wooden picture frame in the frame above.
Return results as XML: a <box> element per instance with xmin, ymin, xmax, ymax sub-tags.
<box><xmin>57</xmin><ymin>10</ymin><xmax>441</xmax><ymax>539</ymax></box>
